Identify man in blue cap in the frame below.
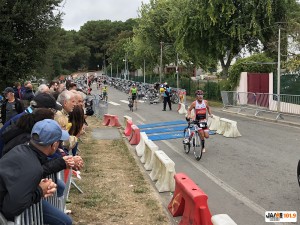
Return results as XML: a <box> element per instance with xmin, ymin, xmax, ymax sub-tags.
<box><xmin>0</xmin><ymin>119</ymin><xmax>72</xmax><ymax>225</ymax></box>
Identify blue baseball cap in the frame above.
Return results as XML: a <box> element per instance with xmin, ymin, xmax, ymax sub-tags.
<box><xmin>31</xmin><ymin>119</ymin><xmax>69</xmax><ymax>146</ymax></box>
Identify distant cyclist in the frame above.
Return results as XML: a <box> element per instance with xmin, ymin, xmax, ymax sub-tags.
<box><xmin>186</xmin><ymin>90</ymin><xmax>213</xmax><ymax>153</ymax></box>
<box><xmin>102</xmin><ymin>85</ymin><xmax>108</xmax><ymax>102</ymax></box>
<box><xmin>129</xmin><ymin>83</ymin><xmax>138</xmax><ymax>110</ymax></box>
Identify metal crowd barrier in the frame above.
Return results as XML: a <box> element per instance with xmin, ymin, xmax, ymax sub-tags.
<box><xmin>0</xmin><ymin>171</ymin><xmax>71</xmax><ymax>225</ymax></box>
<box><xmin>92</xmin><ymin>98</ymin><xmax>108</xmax><ymax>119</ymax></box>
<box><xmin>221</xmin><ymin>91</ymin><xmax>300</xmax><ymax>119</ymax></box>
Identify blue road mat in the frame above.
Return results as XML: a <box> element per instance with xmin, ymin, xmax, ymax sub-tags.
<box><xmin>137</xmin><ymin>120</ymin><xmax>186</xmax><ymax>129</ymax></box>
<box><xmin>148</xmin><ymin>130</ymin><xmax>216</xmax><ymax>141</ymax></box>
<box><xmin>148</xmin><ymin>132</ymin><xmax>183</xmax><ymax>141</ymax></box>
<box><xmin>141</xmin><ymin>125</ymin><xmax>187</xmax><ymax>134</ymax></box>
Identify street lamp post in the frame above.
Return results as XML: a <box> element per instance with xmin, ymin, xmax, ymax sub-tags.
<box><xmin>176</xmin><ymin>53</ymin><xmax>179</xmax><ymax>89</ymax></box>
<box><xmin>123</xmin><ymin>58</ymin><xmax>126</xmax><ymax>80</ymax></box>
<box><xmin>160</xmin><ymin>41</ymin><xmax>163</xmax><ymax>83</ymax></box>
<box><xmin>277</xmin><ymin>27</ymin><xmax>281</xmax><ymax>113</ymax></box>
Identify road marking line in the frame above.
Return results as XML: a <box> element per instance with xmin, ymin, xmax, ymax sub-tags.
<box><xmin>120</xmin><ymin>100</ymin><xmax>129</xmax><ymax>104</ymax></box>
<box><xmin>162</xmin><ymin>140</ymin><xmax>283</xmax><ymax>225</ymax></box>
<box><xmin>108</xmin><ymin>101</ymin><xmax>120</xmax><ymax>106</ymax></box>
<box><xmin>133</xmin><ymin>112</ymin><xmax>146</xmax><ymax>122</ymax></box>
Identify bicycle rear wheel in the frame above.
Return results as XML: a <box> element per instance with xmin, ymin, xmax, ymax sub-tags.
<box><xmin>183</xmin><ymin>128</ymin><xmax>190</xmax><ymax>154</ymax></box>
<box><xmin>193</xmin><ymin>132</ymin><xmax>203</xmax><ymax>161</ymax></box>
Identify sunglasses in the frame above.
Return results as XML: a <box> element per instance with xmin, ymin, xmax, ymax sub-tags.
<box><xmin>196</xmin><ymin>94</ymin><xmax>203</xmax><ymax>97</ymax></box>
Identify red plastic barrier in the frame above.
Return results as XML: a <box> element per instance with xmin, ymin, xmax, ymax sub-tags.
<box><xmin>128</xmin><ymin>125</ymin><xmax>140</xmax><ymax>145</ymax></box>
<box><xmin>108</xmin><ymin>115</ymin><xmax>121</xmax><ymax>127</ymax></box>
<box><xmin>124</xmin><ymin>120</ymin><xmax>133</xmax><ymax>136</ymax></box>
<box><xmin>102</xmin><ymin>114</ymin><xmax>111</xmax><ymax>126</ymax></box>
<box><xmin>64</xmin><ymin>169</ymin><xmax>71</xmax><ymax>183</ymax></box>
<box><xmin>168</xmin><ymin>173</ymin><xmax>213</xmax><ymax>225</ymax></box>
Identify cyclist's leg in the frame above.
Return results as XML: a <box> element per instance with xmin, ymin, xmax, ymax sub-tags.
<box><xmin>199</xmin><ymin>130</ymin><xmax>206</xmax><ymax>152</ymax></box>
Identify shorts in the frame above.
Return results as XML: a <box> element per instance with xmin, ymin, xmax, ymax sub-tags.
<box><xmin>103</xmin><ymin>92</ymin><xmax>107</xmax><ymax>97</ymax></box>
<box><xmin>132</xmin><ymin>94</ymin><xmax>137</xmax><ymax>101</ymax></box>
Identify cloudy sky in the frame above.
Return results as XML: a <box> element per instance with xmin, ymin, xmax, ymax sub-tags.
<box><xmin>60</xmin><ymin>0</ymin><xmax>150</xmax><ymax>31</ymax></box>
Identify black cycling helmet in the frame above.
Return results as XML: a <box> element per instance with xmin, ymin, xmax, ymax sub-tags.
<box><xmin>195</xmin><ymin>90</ymin><xmax>204</xmax><ymax>96</ymax></box>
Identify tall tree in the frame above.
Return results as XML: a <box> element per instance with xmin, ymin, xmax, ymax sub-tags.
<box><xmin>168</xmin><ymin>0</ymin><xmax>300</xmax><ymax>77</ymax></box>
<box><xmin>0</xmin><ymin>0</ymin><xmax>63</xmax><ymax>86</ymax></box>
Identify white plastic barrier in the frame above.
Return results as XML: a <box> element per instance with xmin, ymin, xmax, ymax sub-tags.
<box><xmin>123</xmin><ymin>115</ymin><xmax>132</xmax><ymax>127</ymax></box>
<box><xmin>143</xmin><ymin>139</ymin><xmax>159</xmax><ymax>170</ymax></box>
<box><xmin>216</xmin><ymin>118</ymin><xmax>226</xmax><ymax>135</ymax></box>
<box><xmin>208</xmin><ymin>115</ymin><xmax>220</xmax><ymax>131</ymax></box>
<box><xmin>211</xmin><ymin>214</ymin><xmax>237</xmax><ymax>225</ymax></box>
<box><xmin>220</xmin><ymin>118</ymin><xmax>242</xmax><ymax>138</ymax></box>
<box><xmin>135</xmin><ymin>132</ymin><xmax>148</xmax><ymax>157</ymax></box>
<box><xmin>178</xmin><ymin>103</ymin><xmax>187</xmax><ymax>114</ymax></box>
<box><xmin>150</xmin><ymin>150</ymin><xmax>176</xmax><ymax>192</ymax></box>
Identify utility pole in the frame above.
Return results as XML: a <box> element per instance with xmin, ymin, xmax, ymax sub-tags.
<box><xmin>117</xmin><ymin>64</ymin><xmax>118</xmax><ymax>78</ymax></box>
<box><xmin>110</xmin><ymin>62</ymin><xmax>112</xmax><ymax>78</ymax></box>
<box><xmin>160</xmin><ymin>41</ymin><xmax>163</xmax><ymax>83</ymax></box>
<box><xmin>277</xmin><ymin>27</ymin><xmax>281</xmax><ymax>113</ymax></box>
<box><xmin>143</xmin><ymin>59</ymin><xmax>146</xmax><ymax>83</ymax></box>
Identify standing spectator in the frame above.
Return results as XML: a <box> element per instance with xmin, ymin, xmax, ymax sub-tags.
<box><xmin>22</xmin><ymin>83</ymin><xmax>35</xmax><ymax>107</ymax></box>
<box><xmin>57</xmin><ymin>90</ymin><xmax>76</xmax><ymax>115</ymax></box>
<box><xmin>35</xmin><ymin>84</ymin><xmax>50</xmax><ymax>95</ymax></box>
<box><xmin>0</xmin><ymin>119</ymin><xmax>72</xmax><ymax>225</ymax></box>
<box><xmin>1</xmin><ymin>87</ymin><xmax>24</xmax><ymax>124</ymax></box>
<box><xmin>49</xmin><ymin>81</ymin><xmax>58</xmax><ymax>94</ymax></box>
<box><xmin>68</xmin><ymin>83</ymin><xmax>77</xmax><ymax>91</ymax></box>
<box><xmin>13</xmin><ymin>82</ymin><xmax>22</xmax><ymax>100</ymax></box>
<box><xmin>162</xmin><ymin>84</ymin><xmax>172</xmax><ymax>111</ymax></box>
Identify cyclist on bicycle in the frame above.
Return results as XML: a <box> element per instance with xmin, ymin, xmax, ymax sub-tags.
<box><xmin>186</xmin><ymin>90</ymin><xmax>212</xmax><ymax>153</ymax></box>
<box><xmin>129</xmin><ymin>83</ymin><xmax>138</xmax><ymax>110</ymax></box>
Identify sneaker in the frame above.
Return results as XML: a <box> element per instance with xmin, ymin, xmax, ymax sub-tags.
<box><xmin>202</xmin><ymin>148</ymin><xmax>206</xmax><ymax>153</ymax></box>
<box><xmin>162</xmin><ymin>109</ymin><xmax>166</xmax><ymax>111</ymax></box>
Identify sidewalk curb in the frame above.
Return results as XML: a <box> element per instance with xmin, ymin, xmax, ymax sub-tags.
<box><xmin>118</xmin><ymin>126</ymin><xmax>177</xmax><ymax>225</ymax></box>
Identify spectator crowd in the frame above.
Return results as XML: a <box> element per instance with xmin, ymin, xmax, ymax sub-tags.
<box><xmin>0</xmin><ymin>79</ymin><xmax>90</xmax><ymax>225</ymax></box>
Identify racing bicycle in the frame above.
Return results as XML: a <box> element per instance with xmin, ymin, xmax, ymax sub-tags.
<box><xmin>182</xmin><ymin>119</ymin><xmax>208</xmax><ymax>161</ymax></box>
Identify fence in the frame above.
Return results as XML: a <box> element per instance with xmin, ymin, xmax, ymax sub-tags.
<box><xmin>221</xmin><ymin>91</ymin><xmax>300</xmax><ymax>119</ymax></box>
<box><xmin>0</xmin><ymin>170</ymin><xmax>72</xmax><ymax>225</ymax></box>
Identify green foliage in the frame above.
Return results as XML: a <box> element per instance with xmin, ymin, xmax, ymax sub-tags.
<box><xmin>166</xmin><ymin>0</ymin><xmax>300</xmax><ymax>77</ymax></box>
<box><xmin>228</xmin><ymin>53</ymin><xmax>274</xmax><ymax>90</ymax></box>
<box><xmin>0</xmin><ymin>0</ymin><xmax>63</xmax><ymax>88</ymax></box>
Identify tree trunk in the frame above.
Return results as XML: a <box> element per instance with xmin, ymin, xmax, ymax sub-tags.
<box><xmin>219</xmin><ymin>50</ymin><xmax>233</xmax><ymax>78</ymax></box>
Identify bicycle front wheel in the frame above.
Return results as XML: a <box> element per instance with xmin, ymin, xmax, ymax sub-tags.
<box><xmin>193</xmin><ymin>132</ymin><xmax>203</xmax><ymax>161</ymax></box>
<box><xmin>183</xmin><ymin>128</ymin><xmax>190</xmax><ymax>154</ymax></box>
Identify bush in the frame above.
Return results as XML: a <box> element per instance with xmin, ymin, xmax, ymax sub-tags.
<box><xmin>228</xmin><ymin>53</ymin><xmax>274</xmax><ymax>90</ymax></box>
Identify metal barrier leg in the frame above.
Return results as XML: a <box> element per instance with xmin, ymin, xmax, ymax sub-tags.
<box><xmin>276</xmin><ymin>113</ymin><xmax>284</xmax><ymax>120</ymax></box>
<box><xmin>71</xmin><ymin>178</ymin><xmax>84</xmax><ymax>194</ymax></box>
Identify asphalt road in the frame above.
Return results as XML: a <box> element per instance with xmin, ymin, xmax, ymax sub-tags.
<box><xmin>93</xmin><ymin>82</ymin><xmax>300</xmax><ymax>225</ymax></box>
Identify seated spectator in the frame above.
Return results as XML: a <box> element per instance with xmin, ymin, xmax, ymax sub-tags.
<box><xmin>0</xmin><ymin>119</ymin><xmax>72</xmax><ymax>225</ymax></box>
